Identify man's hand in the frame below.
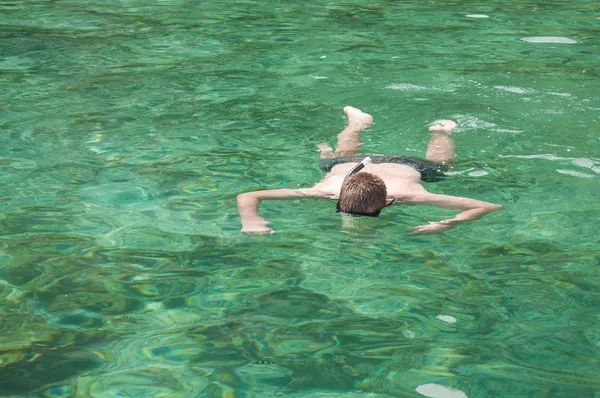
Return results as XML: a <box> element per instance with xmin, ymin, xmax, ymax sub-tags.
<box><xmin>241</xmin><ymin>223</ymin><xmax>275</xmax><ymax>235</ymax></box>
<box><xmin>410</xmin><ymin>221</ymin><xmax>453</xmax><ymax>235</ymax></box>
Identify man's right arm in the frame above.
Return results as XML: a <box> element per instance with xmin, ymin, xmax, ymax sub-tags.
<box><xmin>237</xmin><ymin>189</ymin><xmax>319</xmax><ymax>235</ymax></box>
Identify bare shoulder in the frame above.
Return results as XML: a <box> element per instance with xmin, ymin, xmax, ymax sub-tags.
<box><xmin>388</xmin><ymin>186</ymin><xmax>431</xmax><ymax>205</ymax></box>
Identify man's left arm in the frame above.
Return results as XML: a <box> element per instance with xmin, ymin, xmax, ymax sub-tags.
<box><xmin>405</xmin><ymin>193</ymin><xmax>503</xmax><ymax>235</ymax></box>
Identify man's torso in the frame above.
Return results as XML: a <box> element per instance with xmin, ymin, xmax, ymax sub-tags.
<box><xmin>311</xmin><ymin>162</ymin><xmax>429</xmax><ymax>199</ymax></box>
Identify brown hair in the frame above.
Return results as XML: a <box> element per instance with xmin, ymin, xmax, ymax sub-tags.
<box><xmin>338</xmin><ymin>172</ymin><xmax>387</xmax><ymax>215</ymax></box>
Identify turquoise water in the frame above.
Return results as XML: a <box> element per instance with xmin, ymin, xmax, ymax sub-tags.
<box><xmin>1</xmin><ymin>0</ymin><xmax>599</xmax><ymax>396</ymax></box>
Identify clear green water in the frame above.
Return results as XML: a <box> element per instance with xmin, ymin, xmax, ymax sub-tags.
<box><xmin>1</xmin><ymin>0</ymin><xmax>599</xmax><ymax>397</ymax></box>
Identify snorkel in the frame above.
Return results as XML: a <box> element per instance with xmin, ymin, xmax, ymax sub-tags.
<box><xmin>343</xmin><ymin>156</ymin><xmax>372</xmax><ymax>180</ymax></box>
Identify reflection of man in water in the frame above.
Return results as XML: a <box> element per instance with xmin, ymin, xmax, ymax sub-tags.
<box><xmin>237</xmin><ymin>106</ymin><xmax>503</xmax><ymax>235</ymax></box>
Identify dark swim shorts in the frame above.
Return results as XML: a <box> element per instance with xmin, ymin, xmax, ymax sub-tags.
<box><xmin>320</xmin><ymin>155</ymin><xmax>449</xmax><ymax>182</ymax></box>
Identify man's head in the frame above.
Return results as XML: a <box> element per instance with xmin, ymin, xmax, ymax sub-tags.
<box><xmin>337</xmin><ymin>172</ymin><xmax>388</xmax><ymax>217</ymax></box>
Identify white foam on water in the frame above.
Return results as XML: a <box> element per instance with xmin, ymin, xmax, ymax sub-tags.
<box><xmin>521</xmin><ymin>36</ymin><xmax>577</xmax><ymax>44</ymax></box>
<box><xmin>416</xmin><ymin>383</ymin><xmax>468</xmax><ymax>398</ymax></box>
<box><xmin>571</xmin><ymin>158</ymin><xmax>595</xmax><ymax>169</ymax></box>
<box><xmin>386</xmin><ymin>83</ymin><xmax>456</xmax><ymax>92</ymax></box>
<box><xmin>385</xmin><ymin>83</ymin><xmax>431</xmax><ymax>91</ymax></box>
<box><xmin>493</xmin><ymin>129</ymin><xmax>523</xmax><ymax>134</ymax></box>
<box><xmin>548</xmin><ymin>92</ymin><xmax>572</xmax><ymax>97</ymax></box>
<box><xmin>501</xmin><ymin>154</ymin><xmax>564</xmax><ymax>161</ymax></box>
<box><xmin>500</xmin><ymin>155</ymin><xmax>600</xmax><ymax>168</ymax></box>
<box><xmin>570</xmin><ymin>159</ymin><xmax>600</xmax><ymax>174</ymax></box>
<box><xmin>454</xmin><ymin>115</ymin><xmax>497</xmax><ymax>131</ymax></box>
<box><xmin>556</xmin><ymin>169</ymin><xmax>594</xmax><ymax>178</ymax></box>
<box><xmin>494</xmin><ymin>85</ymin><xmax>533</xmax><ymax>94</ymax></box>
<box><xmin>546</xmin><ymin>144</ymin><xmax>575</xmax><ymax>149</ymax></box>
<box><xmin>436</xmin><ymin>315</ymin><xmax>457</xmax><ymax>324</ymax></box>
<box><xmin>468</xmin><ymin>171</ymin><xmax>489</xmax><ymax>177</ymax></box>
<box><xmin>310</xmin><ymin>75</ymin><xmax>328</xmax><ymax>79</ymax></box>
<box><xmin>465</xmin><ymin>14</ymin><xmax>489</xmax><ymax>18</ymax></box>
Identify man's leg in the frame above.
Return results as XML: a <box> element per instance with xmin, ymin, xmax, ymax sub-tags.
<box><xmin>426</xmin><ymin>120</ymin><xmax>457</xmax><ymax>165</ymax></box>
<box><xmin>318</xmin><ymin>106</ymin><xmax>374</xmax><ymax>158</ymax></box>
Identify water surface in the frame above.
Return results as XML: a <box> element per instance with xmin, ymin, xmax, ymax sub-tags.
<box><xmin>1</xmin><ymin>0</ymin><xmax>599</xmax><ymax>397</ymax></box>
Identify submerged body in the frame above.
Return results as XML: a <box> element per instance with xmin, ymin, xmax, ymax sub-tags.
<box><xmin>237</xmin><ymin>106</ymin><xmax>502</xmax><ymax>235</ymax></box>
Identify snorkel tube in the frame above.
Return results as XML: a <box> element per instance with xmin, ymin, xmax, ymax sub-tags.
<box><xmin>342</xmin><ymin>156</ymin><xmax>372</xmax><ymax>182</ymax></box>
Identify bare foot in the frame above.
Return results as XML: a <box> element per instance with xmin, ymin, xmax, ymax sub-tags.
<box><xmin>429</xmin><ymin>119</ymin><xmax>457</xmax><ymax>134</ymax></box>
<box><xmin>344</xmin><ymin>106</ymin><xmax>373</xmax><ymax>129</ymax></box>
<box><xmin>317</xmin><ymin>143</ymin><xmax>335</xmax><ymax>158</ymax></box>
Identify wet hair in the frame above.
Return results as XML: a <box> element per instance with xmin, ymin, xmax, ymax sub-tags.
<box><xmin>337</xmin><ymin>172</ymin><xmax>387</xmax><ymax>216</ymax></box>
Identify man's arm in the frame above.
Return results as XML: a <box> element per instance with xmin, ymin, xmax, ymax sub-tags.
<box><xmin>237</xmin><ymin>188</ymin><xmax>323</xmax><ymax>235</ymax></box>
<box><xmin>403</xmin><ymin>193</ymin><xmax>503</xmax><ymax>235</ymax></box>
